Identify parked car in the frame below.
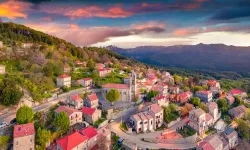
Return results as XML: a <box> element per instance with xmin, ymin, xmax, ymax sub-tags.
<box><xmin>10</xmin><ymin>118</ymin><xmax>16</xmax><ymax>124</ymax></box>
<box><xmin>117</xmin><ymin>137</ymin><xmax>124</xmax><ymax>146</ymax></box>
<box><xmin>0</xmin><ymin>122</ymin><xmax>7</xmax><ymax>128</ymax></box>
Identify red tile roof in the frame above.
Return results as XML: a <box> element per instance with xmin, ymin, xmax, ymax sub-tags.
<box><xmin>81</xmin><ymin>107</ymin><xmax>96</xmax><ymax>115</ymax></box>
<box><xmin>148</xmin><ymin>104</ymin><xmax>162</xmax><ymax>114</ymax></box>
<box><xmin>87</xmin><ymin>93</ymin><xmax>98</xmax><ymax>101</ymax></box>
<box><xmin>102</xmin><ymin>83</ymin><xmax>129</xmax><ymax>89</ymax></box>
<box><xmin>56</xmin><ymin>131</ymin><xmax>88</xmax><ymax>150</ymax></box>
<box><xmin>197</xmin><ymin>90</ymin><xmax>212</xmax><ymax>95</ymax></box>
<box><xmin>71</xmin><ymin>94</ymin><xmax>82</xmax><ymax>102</ymax></box>
<box><xmin>58</xmin><ymin>74</ymin><xmax>70</xmax><ymax>79</ymax></box>
<box><xmin>230</xmin><ymin>89</ymin><xmax>242</xmax><ymax>95</ymax></box>
<box><xmin>208</xmin><ymin>80</ymin><xmax>217</xmax><ymax>87</ymax></box>
<box><xmin>14</xmin><ymin>123</ymin><xmax>35</xmax><ymax>138</ymax></box>
<box><xmin>80</xmin><ymin>126</ymin><xmax>98</xmax><ymax>139</ymax></box>
<box><xmin>153</xmin><ymin>94</ymin><xmax>165</xmax><ymax>101</ymax></box>
<box><xmin>55</xmin><ymin>106</ymin><xmax>80</xmax><ymax>116</ymax></box>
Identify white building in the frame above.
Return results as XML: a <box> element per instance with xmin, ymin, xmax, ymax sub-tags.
<box><xmin>196</xmin><ymin>90</ymin><xmax>213</xmax><ymax>102</ymax></box>
<box><xmin>67</xmin><ymin>94</ymin><xmax>83</xmax><ymax>109</ymax></box>
<box><xmin>54</xmin><ymin>106</ymin><xmax>82</xmax><ymax>126</ymax></box>
<box><xmin>130</xmin><ymin>104</ymin><xmax>163</xmax><ymax>133</ymax></box>
<box><xmin>56</xmin><ymin>74</ymin><xmax>71</xmax><ymax>88</ymax></box>
<box><xmin>151</xmin><ymin>94</ymin><xmax>169</xmax><ymax>107</ymax></box>
<box><xmin>77</xmin><ymin>78</ymin><xmax>93</xmax><ymax>87</ymax></box>
<box><xmin>0</xmin><ymin>64</ymin><xmax>5</xmax><ymax>74</ymax></box>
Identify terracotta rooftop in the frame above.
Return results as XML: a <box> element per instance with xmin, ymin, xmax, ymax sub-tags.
<box><xmin>205</xmin><ymin>113</ymin><xmax>213</xmax><ymax>122</ymax></box>
<box><xmin>55</xmin><ymin>106</ymin><xmax>80</xmax><ymax>116</ymax></box>
<box><xmin>87</xmin><ymin>93</ymin><xmax>98</xmax><ymax>101</ymax></box>
<box><xmin>81</xmin><ymin>107</ymin><xmax>96</xmax><ymax>115</ymax></box>
<box><xmin>230</xmin><ymin>89</ymin><xmax>242</xmax><ymax>95</ymax></box>
<box><xmin>14</xmin><ymin>123</ymin><xmax>35</xmax><ymax>138</ymax></box>
<box><xmin>80</xmin><ymin>126</ymin><xmax>98</xmax><ymax>139</ymax></box>
<box><xmin>58</xmin><ymin>74</ymin><xmax>71</xmax><ymax>79</ymax></box>
<box><xmin>71</xmin><ymin>94</ymin><xmax>82</xmax><ymax>102</ymax></box>
<box><xmin>196</xmin><ymin>90</ymin><xmax>212</xmax><ymax>95</ymax></box>
<box><xmin>148</xmin><ymin>104</ymin><xmax>162</xmax><ymax>114</ymax></box>
<box><xmin>102</xmin><ymin>83</ymin><xmax>129</xmax><ymax>89</ymax></box>
<box><xmin>153</xmin><ymin>94</ymin><xmax>165</xmax><ymax>101</ymax></box>
<box><xmin>56</xmin><ymin>131</ymin><xmax>88</xmax><ymax>150</ymax></box>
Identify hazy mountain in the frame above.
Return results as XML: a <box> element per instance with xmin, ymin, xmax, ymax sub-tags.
<box><xmin>106</xmin><ymin>44</ymin><xmax>250</xmax><ymax>72</ymax></box>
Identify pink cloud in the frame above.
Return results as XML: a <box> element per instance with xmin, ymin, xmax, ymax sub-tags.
<box><xmin>0</xmin><ymin>0</ymin><xmax>31</xmax><ymax>19</ymax></box>
<box><xmin>25</xmin><ymin>21</ymin><xmax>166</xmax><ymax>46</ymax></box>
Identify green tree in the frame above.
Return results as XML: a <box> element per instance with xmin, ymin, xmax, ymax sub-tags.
<box><xmin>198</xmin><ymin>102</ymin><xmax>208</xmax><ymax>112</ymax></box>
<box><xmin>173</xmin><ymin>74</ymin><xmax>182</xmax><ymax>84</ymax></box>
<box><xmin>91</xmin><ymin>70</ymin><xmax>98</xmax><ymax>79</ymax></box>
<box><xmin>106</xmin><ymin>89</ymin><xmax>120</xmax><ymax>105</ymax></box>
<box><xmin>236</xmin><ymin>119</ymin><xmax>250</xmax><ymax>139</ymax></box>
<box><xmin>0</xmin><ymin>136</ymin><xmax>10</xmax><ymax>150</ymax></box>
<box><xmin>169</xmin><ymin>103</ymin><xmax>178</xmax><ymax>112</ymax></box>
<box><xmin>0</xmin><ymin>86</ymin><xmax>24</xmax><ymax>106</ymax></box>
<box><xmin>217</xmin><ymin>98</ymin><xmax>229</xmax><ymax>113</ymax></box>
<box><xmin>244</xmin><ymin>108</ymin><xmax>250</xmax><ymax>121</ymax></box>
<box><xmin>16</xmin><ymin>105</ymin><xmax>34</xmax><ymax>124</ymax></box>
<box><xmin>183</xmin><ymin>86</ymin><xmax>190</xmax><ymax>92</ymax></box>
<box><xmin>53</xmin><ymin>112</ymin><xmax>70</xmax><ymax>132</ymax></box>
<box><xmin>190</xmin><ymin>97</ymin><xmax>201</xmax><ymax>106</ymax></box>
<box><xmin>36</xmin><ymin>128</ymin><xmax>51</xmax><ymax>148</ymax></box>
<box><xmin>146</xmin><ymin>90</ymin><xmax>159</xmax><ymax>101</ymax></box>
<box><xmin>87</xmin><ymin>59</ymin><xmax>95</xmax><ymax>71</ymax></box>
<box><xmin>235</xmin><ymin>96</ymin><xmax>243</xmax><ymax>106</ymax></box>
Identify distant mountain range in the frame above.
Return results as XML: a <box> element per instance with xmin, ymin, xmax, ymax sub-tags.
<box><xmin>106</xmin><ymin>44</ymin><xmax>250</xmax><ymax>72</ymax></box>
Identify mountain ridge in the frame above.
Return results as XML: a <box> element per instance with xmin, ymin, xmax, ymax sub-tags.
<box><xmin>106</xmin><ymin>44</ymin><xmax>250</xmax><ymax>72</ymax></box>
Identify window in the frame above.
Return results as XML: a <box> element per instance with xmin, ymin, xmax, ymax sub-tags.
<box><xmin>30</xmin><ymin>138</ymin><xmax>32</xmax><ymax>143</ymax></box>
<box><xmin>151</xmin><ymin>121</ymin><xmax>153</xmax><ymax>125</ymax></box>
<box><xmin>16</xmin><ymin>141</ymin><xmax>18</xmax><ymax>145</ymax></box>
<box><xmin>140</xmin><ymin>122</ymin><xmax>143</xmax><ymax>124</ymax></box>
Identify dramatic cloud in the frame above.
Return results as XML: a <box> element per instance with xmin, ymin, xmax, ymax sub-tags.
<box><xmin>25</xmin><ymin>22</ymin><xmax>166</xmax><ymax>46</ymax></box>
<box><xmin>211</xmin><ymin>8</ymin><xmax>250</xmax><ymax>20</ymax></box>
<box><xmin>0</xmin><ymin>0</ymin><xmax>31</xmax><ymax>19</ymax></box>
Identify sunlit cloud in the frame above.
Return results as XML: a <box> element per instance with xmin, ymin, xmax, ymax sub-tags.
<box><xmin>0</xmin><ymin>0</ymin><xmax>31</xmax><ymax>19</ymax></box>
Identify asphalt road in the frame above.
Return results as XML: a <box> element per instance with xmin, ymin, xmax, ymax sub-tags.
<box><xmin>107</xmin><ymin>121</ymin><xmax>197</xmax><ymax>150</ymax></box>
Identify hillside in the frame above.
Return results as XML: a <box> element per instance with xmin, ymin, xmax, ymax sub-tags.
<box><xmin>0</xmin><ymin>22</ymin><xmax>146</xmax><ymax>105</ymax></box>
<box><xmin>106</xmin><ymin>44</ymin><xmax>250</xmax><ymax>73</ymax></box>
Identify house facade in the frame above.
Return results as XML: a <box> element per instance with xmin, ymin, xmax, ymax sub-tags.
<box><xmin>97</xmin><ymin>68</ymin><xmax>112</xmax><ymax>77</ymax></box>
<box><xmin>54</xmin><ymin>106</ymin><xmax>82</xmax><ymax>126</ymax></box>
<box><xmin>63</xmin><ymin>64</ymin><xmax>70</xmax><ymax>73</ymax></box>
<box><xmin>78</xmin><ymin>78</ymin><xmax>93</xmax><ymax>87</ymax></box>
<box><xmin>81</xmin><ymin>107</ymin><xmax>101</xmax><ymax>124</ymax></box>
<box><xmin>57</xmin><ymin>74</ymin><xmax>71</xmax><ymax>87</ymax></box>
<box><xmin>67</xmin><ymin>94</ymin><xmax>83</xmax><ymax>109</ymax></box>
<box><xmin>13</xmin><ymin>123</ymin><xmax>35</xmax><ymax>150</ymax></box>
<box><xmin>86</xmin><ymin>93</ymin><xmax>99</xmax><ymax>108</ymax></box>
<box><xmin>196</xmin><ymin>90</ymin><xmax>213</xmax><ymax>102</ymax></box>
<box><xmin>189</xmin><ymin>108</ymin><xmax>207</xmax><ymax>135</ymax></box>
<box><xmin>130</xmin><ymin>104</ymin><xmax>163</xmax><ymax>133</ymax></box>
<box><xmin>151</xmin><ymin>94</ymin><xmax>169</xmax><ymax>107</ymax></box>
<box><xmin>79</xmin><ymin>126</ymin><xmax>98</xmax><ymax>149</ymax></box>
<box><xmin>223</xmin><ymin>128</ymin><xmax>238</xmax><ymax>149</ymax></box>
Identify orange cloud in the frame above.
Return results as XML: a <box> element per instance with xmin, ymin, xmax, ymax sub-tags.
<box><xmin>0</xmin><ymin>0</ymin><xmax>31</xmax><ymax>19</ymax></box>
<box><xmin>68</xmin><ymin>24</ymin><xmax>79</xmax><ymax>29</ymax></box>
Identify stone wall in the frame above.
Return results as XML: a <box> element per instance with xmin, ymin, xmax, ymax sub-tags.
<box><xmin>167</xmin><ymin>117</ymin><xmax>181</xmax><ymax>128</ymax></box>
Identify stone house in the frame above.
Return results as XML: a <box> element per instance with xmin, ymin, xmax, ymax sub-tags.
<box><xmin>223</xmin><ymin>128</ymin><xmax>238</xmax><ymax>149</ymax></box>
<box><xmin>81</xmin><ymin>107</ymin><xmax>101</xmax><ymax>124</ymax></box>
<box><xmin>79</xmin><ymin>126</ymin><xmax>98</xmax><ymax>149</ymax></box>
<box><xmin>151</xmin><ymin>94</ymin><xmax>169</xmax><ymax>107</ymax></box>
<box><xmin>78</xmin><ymin>78</ymin><xmax>93</xmax><ymax>87</ymax></box>
<box><xmin>85</xmin><ymin>93</ymin><xmax>99</xmax><ymax>108</ymax></box>
<box><xmin>97</xmin><ymin>68</ymin><xmax>112</xmax><ymax>77</ymax></box>
<box><xmin>196</xmin><ymin>90</ymin><xmax>213</xmax><ymax>102</ymax></box>
<box><xmin>228</xmin><ymin>105</ymin><xmax>247</xmax><ymax>119</ymax></box>
<box><xmin>13</xmin><ymin>123</ymin><xmax>35</xmax><ymax>150</ymax></box>
<box><xmin>63</xmin><ymin>64</ymin><xmax>70</xmax><ymax>73</ymax></box>
<box><xmin>56</xmin><ymin>74</ymin><xmax>71</xmax><ymax>87</ymax></box>
<box><xmin>54</xmin><ymin>106</ymin><xmax>82</xmax><ymax>126</ymax></box>
<box><xmin>67</xmin><ymin>94</ymin><xmax>83</xmax><ymax>109</ymax></box>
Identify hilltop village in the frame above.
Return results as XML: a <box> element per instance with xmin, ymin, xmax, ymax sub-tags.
<box><xmin>0</xmin><ymin>52</ymin><xmax>250</xmax><ymax>150</ymax></box>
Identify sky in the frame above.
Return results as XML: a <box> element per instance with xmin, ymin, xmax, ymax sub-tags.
<box><xmin>1</xmin><ymin>0</ymin><xmax>250</xmax><ymax>48</ymax></box>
